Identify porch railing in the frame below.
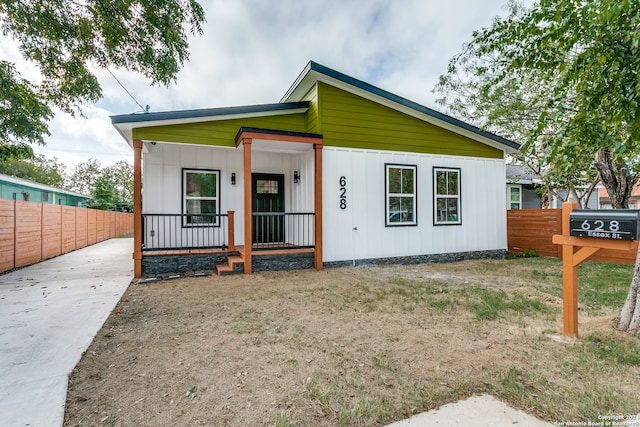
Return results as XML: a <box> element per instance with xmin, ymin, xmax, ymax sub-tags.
<box><xmin>252</xmin><ymin>212</ymin><xmax>314</xmax><ymax>249</ymax></box>
<box><xmin>141</xmin><ymin>212</ymin><xmax>314</xmax><ymax>251</ymax></box>
<box><xmin>142</xmin><ymin>213</ymin><xmax>231</xmax><ymax>251</ymax></box>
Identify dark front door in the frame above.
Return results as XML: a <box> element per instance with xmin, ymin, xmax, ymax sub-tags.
<box><xmin>252</xmin><ymin>173</ymin><xmax>285</xmax><ymax>244</ymax></box>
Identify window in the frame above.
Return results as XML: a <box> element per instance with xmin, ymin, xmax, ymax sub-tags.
<box><xmin>256</xmin><ymin>179</ymin><xmax>279</xmax><ymax>194</ymax></box>
<box><xmin>41</xmin><ymin>191</ymin><xmax>49</xmax><ymax>203</ymax></box>
<box><xmin>385</xmin><ymin>164</ymin><xmax>416</xmax><ymax>226</ymax></box>
<box><xmin>507</xmin><ymin>185</ymin><xmax>521</xmax><ymax>210</ymax></box>
<box><xmin>183</xmin><ymin>169</ymin><xmax>220</xmax><ymax>226</ymax></box>
<box><xmin>434</xmin><ymin>167</ymin><xmax>460</xmax><ymax>225</ymax></box>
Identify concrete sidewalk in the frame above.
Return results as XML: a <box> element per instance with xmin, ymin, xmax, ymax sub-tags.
<box><xmin>0</xmin><ymin>238</ymin><xmax>133</xmax><ymax>427</ymax></box>
<box><xmin>386</xmin><ymin>394</ymin><xmax>554</xmax><ymax>427</ymax></box>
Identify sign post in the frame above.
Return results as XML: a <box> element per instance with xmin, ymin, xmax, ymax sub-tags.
<box><xmin>552</xmin><ymin>202</ymin><xmax>637</xmax><ymax>338</ymax></box>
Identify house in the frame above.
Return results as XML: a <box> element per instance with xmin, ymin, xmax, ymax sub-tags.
<box><xmin>506</xmin><ymin>164</ymin><xmax>600</xmax><ymax>210</ymax></box>
<box><xmin>0</xmin><ymin>173</ymin><xmax>89</xmax><ymax>207</ymax></box>
<box><xmin>111</xmin><ymin>61</ymin><xmax>519</xmax><ymax>277</ymax></box>
<box><xmin>506</xmin><ymin>164</ymin><xmax>547</xmax><ymax>209</ymax></box>
<box><xmin>599</xmin><ymin>185</ymin><xmax>640</xmax><ymax>209</ymax></box>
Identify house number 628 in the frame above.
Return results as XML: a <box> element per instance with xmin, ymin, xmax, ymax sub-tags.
<box><xmin>339</xmin><ymin>176</ymin><xmax>347</xmax><ymax>210</ymax></box>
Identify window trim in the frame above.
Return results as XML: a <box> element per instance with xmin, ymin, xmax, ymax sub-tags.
<box><xmin>385</xmin><ymin>163</ymin><xmax>417</xmax><ymax>227</ymax></box>
<box><xmin>507</xmin><ymin>185</ymin><xmax>522</xmax><ymax>210</ymax></box>
<box><xmin>433</xmin><ymin>167</ymin><xmax>461</xmax><ymax>226</ymax></box>
<box><xmin>182</xmin><ymin>168</ymin><xmax>221</xmax><ymax>228</ymax></box>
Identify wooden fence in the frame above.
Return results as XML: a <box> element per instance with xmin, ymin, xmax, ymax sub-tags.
<box><xmin>507</xmin><ymin>208</ymin><xmax>639</xmax><ymax>264</ymax></box>
<box><xmin>0</xmin><ymin>199</ymin><xmax>134</xmax><ymax>273</ymax></box>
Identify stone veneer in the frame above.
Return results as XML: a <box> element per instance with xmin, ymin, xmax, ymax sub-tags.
<box><xmin>140</xmin><ymin>249</ymin><xmax>506</xmax><ymax>277</ymax></box>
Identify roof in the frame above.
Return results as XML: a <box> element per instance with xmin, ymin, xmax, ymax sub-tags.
<box><xmin>111</xmin><ymin>102</ymin><xmax>311</xmax><ymax>146</ymax></box>
<box><xmin>0</xmin><ymin>174</ymin><xmax>89</xmax><ymax>198</ymax></box>
<box><xmin>506</xmin><ymin>164</ymin><xmax>540</xmax><ymax>185</ymax></box>
<box><xmin>282</xmin><ymin>61</ymin><xmax>520</xmax><ymax>153</ymax></box>
<box><xmin>111</xmin><ymin>61</ymin><xmax>519</xmax><ymax>153</ymax></box>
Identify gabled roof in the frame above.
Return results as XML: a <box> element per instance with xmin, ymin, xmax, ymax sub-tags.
<box><xmin>282</xmin><ymin>61</ymin><xmax>519</xmax><ymax>154</ymax></box>
<box><xmin>110</xmin><ymin>61</ymin><xmax>519</xmax><ymax>153</ymax></box>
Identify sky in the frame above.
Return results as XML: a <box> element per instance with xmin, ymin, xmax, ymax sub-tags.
<box><xmin>1</xmin><ymin>0</ymin><xmax>513</xmax><ymax>169</ymax></box>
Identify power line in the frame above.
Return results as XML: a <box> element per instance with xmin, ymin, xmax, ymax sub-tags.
<box><xmin>106</xmin><ymin>68</ymin><xmax>148</xmax><ymax>113</ymax></box>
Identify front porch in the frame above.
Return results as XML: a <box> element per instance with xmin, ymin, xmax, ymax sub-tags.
<box><xmin>140</xmin><ymin>211</ymin><xmax>316</xmax><ymax>275</ymax></box>
<box><xmin>130</xmin><ymin>128</ymin><xmax>324</xmax><ymax>277</ymax></box>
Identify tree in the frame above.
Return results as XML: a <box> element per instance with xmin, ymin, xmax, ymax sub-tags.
<box><xmin>104</xmin><ymin>161</ymin><xmax>134</xmax><ymax>208</ymax></box>
<box><xmin>0</xmin><ymin>154</ymin><xmax>66</xmax><ymax>187</ymax></box>
<box><xmin>88</xmin><ymin>175</ymin><xmax>118</xmax><ymax>211</ymax></box>
<box><xmin>66</xmin><ymin>158</ymin><xmax>133</xmax><ymax>209</ymax></box>
<box><xmin>67</xmin><ymin>158</ymin><xmax>102</xmax><ymax>196</ymax></box>
<box><xmin>434</xmin><ymin>1</ymin><xmax>603</xmax><ymax>209</ymax></box>
<box><xmin>0</xmin><ymin>0</ymin><xmax>205</xmax><ymax>152</ymax></box>
<box><xmin>437</xmin><ymin>0</ymin><xmax>640</xmax><ymax>335</ymax></box>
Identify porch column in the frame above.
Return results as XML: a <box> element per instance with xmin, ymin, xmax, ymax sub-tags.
<box><xmin>133</xmin><ymin>139</ymin><xmax>143</xmax><ymax>277</ymax></box>
<box><xmin>243</xmin><ymin>139</ymin><xmax>252</xmax><ymax>274</ymax></box>
<box><xmin>314</xmin><ymin>143</ymin><xmax>323</xmax><ymax>270</ymax></box>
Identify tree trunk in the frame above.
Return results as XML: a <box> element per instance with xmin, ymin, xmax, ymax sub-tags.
<box><xmin>618</xmin><ymin>247</ymin><xmax>640</xmax><ymax>336</ymax></box>
<box><xmin>593</xmin><ymin>148</ymin><xmax>634</xmax><ymax>209</ymax></box>
<box><xmin>593</xmin><ymin>148</ymin><xmax>640</xmax><ymax>335</ymax></box>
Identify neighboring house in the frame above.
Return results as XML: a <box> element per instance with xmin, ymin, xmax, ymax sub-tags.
<box><xmin>0</xmin><ymin>174</ymin><xmax>89</xmax><ymax>207</ymax></box>
<box><xmin>111</xmin><ymin>61</ymin><xmax>520</xmax><ymax>277</ymax></box>
<box><xmin>506</xmin><ymin>164</ymin><xmax>599</xmax><ymax>209</ymax></box>
<box><xmin>506</xmin><ymin>164</ymin><xmax>547</xmax><ymax>209</ymax></box>
<box><xmin>599</xmin><ymin>185</ymin><xmax>640</xmax><ymax>209</ymax></box>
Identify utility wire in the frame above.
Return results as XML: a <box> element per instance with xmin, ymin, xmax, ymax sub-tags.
<box><xmin>106</xmin><ymin>68</ymin><xmax>148</xmax><ymax>113</ymax></box>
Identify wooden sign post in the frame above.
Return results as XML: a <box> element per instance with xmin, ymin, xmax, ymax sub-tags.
<box><xmin>552</xmin><ymin>202</ymin><xmax>637</xmax><ymax>338</ymax></box>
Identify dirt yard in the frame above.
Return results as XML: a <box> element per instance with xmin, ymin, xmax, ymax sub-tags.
<box><xmin>64</xmin><ymin>259</ymin><xmax>640</xmax><ymax>426</ymax></box>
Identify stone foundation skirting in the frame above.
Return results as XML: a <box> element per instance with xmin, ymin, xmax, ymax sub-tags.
<box><xmin>141</xmin><ymin>249</ymin><xmax>505</xmax><ymax>277</ymax></box>
<box><xmin>323</xmin><ymin>249</ymin><xmax>506</xmax><ymax>268</ymax></box>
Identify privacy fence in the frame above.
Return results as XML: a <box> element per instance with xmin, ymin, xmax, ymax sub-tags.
<box><xmin>507</xmin><ymin>208</ymin><xmax>639</xmax><ymax>264</ymax></box>
<box><xmin>0</xmin><ymin>199</ymin><xmax>134</xmax><ymax>273</ymax></box>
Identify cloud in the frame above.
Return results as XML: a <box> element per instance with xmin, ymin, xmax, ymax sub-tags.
<box><xmin>7</xmin><ymin>0</ymin><xmax>513</xmax><ymax>167</ymax></box>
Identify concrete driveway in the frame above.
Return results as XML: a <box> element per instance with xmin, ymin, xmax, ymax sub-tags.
<box><xmin>0</xmin><ymin>237</ymin><xmax>133</xmax><ymax>427</ymax></box>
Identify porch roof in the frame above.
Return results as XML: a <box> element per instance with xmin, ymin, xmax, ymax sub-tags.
<box><xmin>235</xmin><ymin>127</ymin><xmax>323</xmax><ymax>154</ymax></box>
<box><xmin>111</xmin><ymin>102</ymin><xmax>310</xmax><ymax>146</ymax></box>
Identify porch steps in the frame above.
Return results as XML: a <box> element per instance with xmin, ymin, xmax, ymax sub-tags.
<box><xmin>216</xmin><ymin>255</ymin><xmax>244</xmax><ymax>276</ymax></box>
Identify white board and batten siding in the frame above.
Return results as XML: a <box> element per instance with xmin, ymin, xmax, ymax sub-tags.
<box><xmin>142</xmin><ymin>143</ymin><xmax>315</xmax><ymax>247</ymax></box>
<box><xmin>322</xmin><ymin>147</ymin><xmax>507</xmax><ymax>263</ymax></box>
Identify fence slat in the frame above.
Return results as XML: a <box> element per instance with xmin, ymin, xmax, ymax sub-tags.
<box><xmin>507</xmin><ymin>209</ymin><xmax>638</xmax><ymax>264</ymax></box>
<box><xmin>0</xmin><ymin>200</ymin><xmax>133</xmax><ymax>273</ymax></box>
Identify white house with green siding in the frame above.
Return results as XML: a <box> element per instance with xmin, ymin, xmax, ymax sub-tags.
<box><xmin>111</xmin><ymin>61</ymin><xmax>519</xmax><ymax>277</ymax></box>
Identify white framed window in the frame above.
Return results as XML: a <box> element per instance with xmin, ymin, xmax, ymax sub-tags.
<box><xmin>434</xmin><ymin>167</ymin><xmax>461</xmax><ymax>225</ymax></box>
<box><xmin>183</xmin><ymin>169</ymin><xmax>220</xmax><ymax>226</ymax></box>
<box><xmin>385</xmin><ymin>164</ymin><xmax>417</xmax><ymax>226</ymax></box>
<box><xmin>507</xmin><ymin>185</ymin><xmax>522</xmax><ymax>210</ymax></box>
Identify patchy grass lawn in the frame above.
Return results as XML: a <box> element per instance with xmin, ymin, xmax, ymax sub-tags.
<box><xmin>64</xmin><ymin>258</ymin><xmax>640</xmax><ymax>427</ymax></box>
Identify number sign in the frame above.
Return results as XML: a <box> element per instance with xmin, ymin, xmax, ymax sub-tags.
<box><xmin>569</xmin><ymin>210</ymin><xmax>640</xmax><ymax>240</ymax></box>
<box><xmin>339</xmin><ymin>176</ymin><xmax>347</xmax><ymax>209</ymax></box>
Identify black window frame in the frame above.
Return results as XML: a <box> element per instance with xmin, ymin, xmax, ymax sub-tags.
<box><xmin>433</xmin><ymin>167</ymin><xmax>461</xmax><ymax>226</ymax></box>
<box><xmin>385</xmin><ymin>163</ymin><xmax>417</xmax><ymax>227</ymax></box>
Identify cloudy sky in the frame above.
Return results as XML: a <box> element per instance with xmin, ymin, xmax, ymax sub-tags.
<box><xmin>2</xmin><ymin>0</ymin><xmax>513</xmax><ymax>168</ymax></box>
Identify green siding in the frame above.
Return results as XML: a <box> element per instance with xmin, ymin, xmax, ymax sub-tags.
<box><xmin>0</xmin><ymin>180</ymin><xmax>88</xmax><ymax>206</ymax></box>
<box><xmin>315</xmin><ymin>83</ymin><xmax>502</xmax><ymax>159</ymax></box>
<box><xmin>302</xmin><ymin>85</ymin><xmax>320</xmax><ymax>134</ymax></box>
<box><xmin>133</xmin><ymin>114</ymin><xmax>308</xmax><ymax>146</ymax></box>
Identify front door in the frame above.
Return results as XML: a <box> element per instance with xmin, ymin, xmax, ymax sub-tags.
<box><xmin>252</xmin><ymin>173</ymin><xmax>285</xmax><ymax>244</ymax></box>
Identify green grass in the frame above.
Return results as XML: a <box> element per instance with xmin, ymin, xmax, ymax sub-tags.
<box><xmin>465</xmin><ymin>288</ymin><xmax>552</xmax><ymax>321</ymax></box>
<box><xmin>508</xmin><ymin>258</ymin><xmax>633</xmax><ymax>311</ymax></box>
<box><xmin>583</xmin><ymin>332</ymin><xmax>640</xmax><ymax>366</ymax></box>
